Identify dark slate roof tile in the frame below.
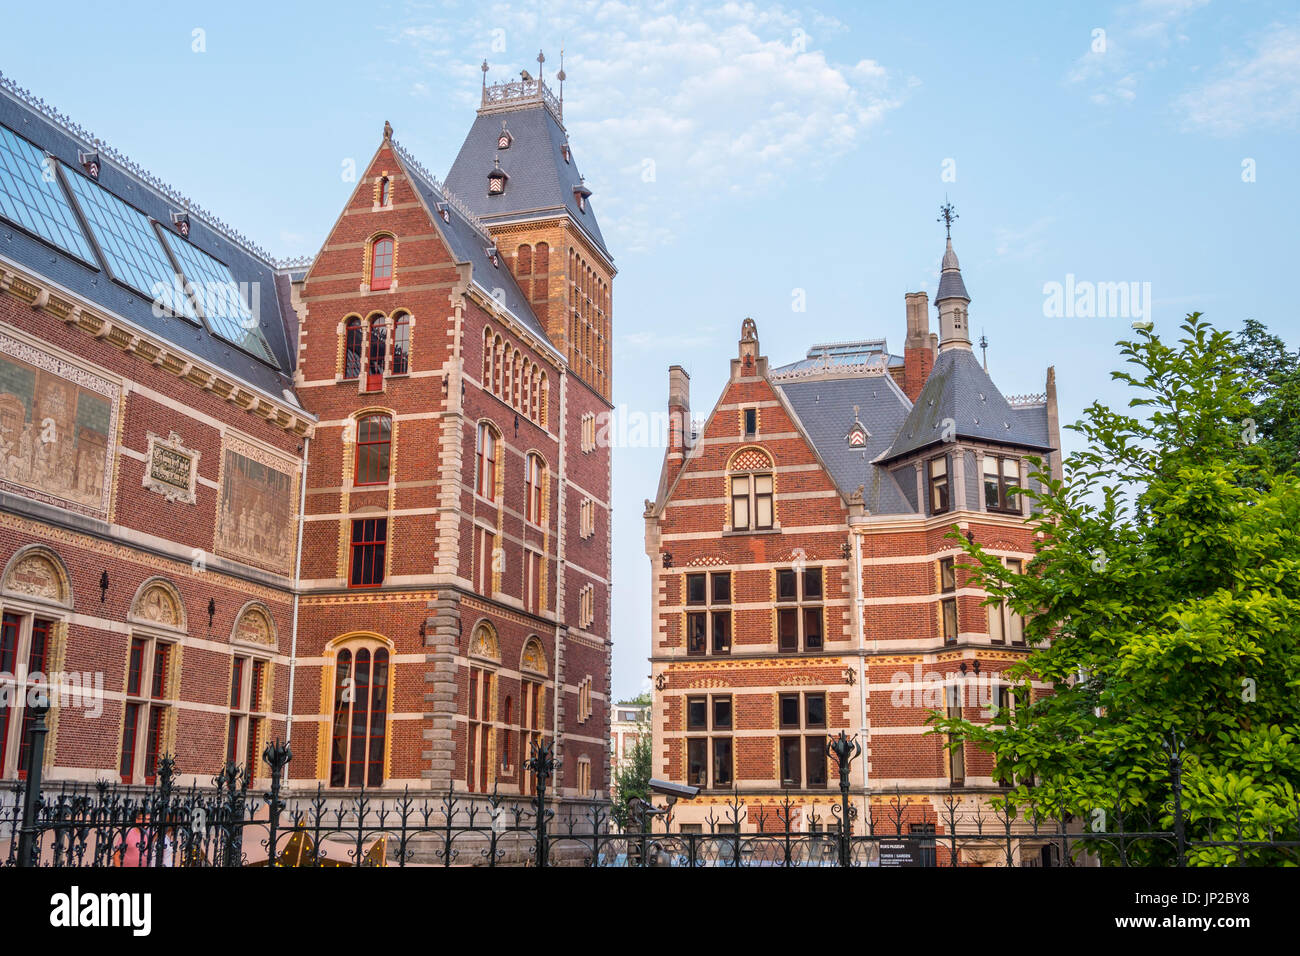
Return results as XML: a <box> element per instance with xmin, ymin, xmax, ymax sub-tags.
<box><xmin>444</xmin><ymin>103</ymin><xmax>610</xmax><ymax>261</ymax></box>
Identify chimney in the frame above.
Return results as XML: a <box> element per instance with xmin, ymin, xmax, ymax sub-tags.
<box><xmin>667</xmin><ymin>365</ymin><xmax>691</xmax><ymax>457</ymax></box>
<box><xmin>902</xmin><ymin>291</ymin><xmax>933</xmax><ymax>403</ymax></box>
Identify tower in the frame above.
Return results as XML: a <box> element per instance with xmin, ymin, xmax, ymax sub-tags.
<box><xmin>446</xmin><ymin>51</ymin><xmax>616</xmax><ymax>401</ymax></box>
<box><xmin>935</xmin><ymin>201</ymin><xmax>971</xmax><ymax>353</ymax></box>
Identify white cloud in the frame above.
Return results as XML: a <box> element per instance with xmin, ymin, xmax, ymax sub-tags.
<box><xmin>1176</xmin><ymin>20</ymin><xmax>1300</xmax><ymax>135</ymax></box>
<box><xmin>1067</xmin><ymin>0</ymin><xmax>1209</xmax><ymax>105</ymax></box>
<box><xmin>389</xmin><ymin>0</ymin><xmax>908</xmax><ymax>251</ymax></box>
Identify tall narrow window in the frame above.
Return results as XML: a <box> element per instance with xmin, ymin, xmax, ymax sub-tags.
<box><xmin>349</xmin><ymin>518</ymin><xmax>387</xmax><ymax>588</ymax></box>
<box><xmin>683</xmin><ymin>571</ymin><xmax>731</xmax><ymax>656</ymax></box>
<box><xmin>945</xmin><ymin>685</ymin><xmax>965</xmax><ymax>785</ymax></box>
<box><xmin>329</xmin><ymin>644</ymin><xmax>389</xmax><ymax>787</ymax></box>
<box><xmin>378</xmin><ymin>177</ymin><xmax>391</xmax><ymax>207</ymax></box>
<box><xmin>354</xmin><ymin>415</ymin><xmax>392</xmax><ymax>486</ymax></box>
<box><xmin>467</xmin><ymin>666</ymin><xmax>495</xmax><ymax>792</ymax></box>
<box><xmin>525</xmin><ymin>454</ymin><xmax>544</xmax><ymax>524</ymax></box>
<box><xmin>390</xmin><ymin>312</ymin><xmax>410</xmax><ymax>375</ymax></box>
<box><xmin>120</xmin><ymin>636</ymin><xmax>172</xmax><ymax>785</ymax></box>
<box><xmin>928</xmin><ymin>457</ymin><xmax>950</xmax><ymax>515</ymax></box>
<box><xmin>989</xmin><ymin>557</ymin><xmax>1026</xmax><ymax>645</ymax></box>
<box><xmin>366</xmin><ymin>317</ymin><xmax>386</xmax><ymax>390</ymax></box>
<box><xmin>370</xmin><ymin>237</ymin><xmax>394</xmax><ymax>291</ymax></box>
<box><xmin>344</xmin><ymin>317</ymin><xmax>362</xmax><ymax>379</ymax></box>
<box><xmin>775</xmin><ymin>566</ymin><xmax>823</xmax><ymax>652</ymax></box>
<box><xmin>939</xmin><ymin>557</ymin><xmax>958</xmax><ymax>644</ymax></box>
<box><xmin>476</xmin><ymin>423</ymin><xmax>498</xmax><ymax>501</ymax></box>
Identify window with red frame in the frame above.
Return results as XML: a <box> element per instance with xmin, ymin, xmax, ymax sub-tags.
<box><xmin>466</xmin><ymin>666</ymin><xmax>494</xmax><ymax>792</ymax></box>
<box><xmin>4</xmin><ymin>614</ymin><xmax>54</xmax><ymax>778</ymax></box>
<box><xmin>476</xmin><ymin>422</ymin><xmax>498</xmax><ymax>500</ymax></box>
<box><xmin>370</xmin><ymin>238</ymin><xmax>394</xmax><ymax>290</ymax></box>
<box><xmin>525</xmin><ymin>453</ymin><xmax>544</xmax><ymax>524</ymax></box>
<box><xmin>227</xmin><ymin>656</ymin><xmax>268</xmax><ymax>772</ymax></box>
<box><xmin>121</xmin><ymin>637</ymin><xmax>171</xmax><ymax>784</ymax></box>
<box><xmin>366</xmin><ymin>317</ymin><xmax>387</xmax><ymax>390</ymax></box>
<box><xmin>390</xmin><ymin>313</ymin><xmax>410</xmax><ymax>375</ymax></box>
<box><xmin>354</xmin><ymin>415</ymin><xmax>391</xmax><ymax>486</ymax></box>
<box><xmin>521</xmin><ymin>678</ymin><xmax>544</xmax><ymax>795</ymax></box>
<box><xmin>343</xmin><ymin>317</ymin><xmax>363</xmax><ymax>379</ymax></box>
<box><xmin>328</xmin><ymin>646</ymin><xmax>389</xmax><ymax>787</ymax></box>
<box><xmin>349</xmin><ymin>518</ymin><xmax>387</xmax><ymax>588</ymax></box>
<box><xmin>475</xmin><ymin>527</ymin><xmax>496</xmax><ymax>595</ymax></box>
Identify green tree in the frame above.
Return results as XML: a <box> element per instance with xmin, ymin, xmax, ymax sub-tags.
<box><xmin>611</xmin><ymin>708</ymin><xmax>653</xmax><ymax>831</ymax></box>
<box><xmin>932</xmin><ymin>315</ymin><xmax>1300</xmax><ymax>865</ymax></box>
<box><xmin>1234</xmin><ymin>318</ymin><xmax>1300</xmax><ymax>474</ymax></box>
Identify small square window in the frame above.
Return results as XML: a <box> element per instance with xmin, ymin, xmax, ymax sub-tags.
<box><xmin>803</xmin><ymin>567</ymin><xmax>822</xmax><ymax>600</ymax></box>
<box><xmin>711</xmin><ymin>572</ymin><xmax>731</xmax><ymax>604</ymax></box>
<box><xmin>776</xmin><ymin>569</ymin><xmax>797</xmax><ymax>602</ymax></box>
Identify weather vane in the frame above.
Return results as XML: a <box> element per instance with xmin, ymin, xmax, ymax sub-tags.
<box><xmin>938</xmin><ymin>200</ymin><xmax>958</xmax><ymax>239</ymax></box>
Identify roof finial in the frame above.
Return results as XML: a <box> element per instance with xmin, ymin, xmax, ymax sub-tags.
<box><xmin>557</xmin><ymin>43</ymin><xmax>566</xmax><ymax>108</ymax></box>
<box><xmin>979</xmin><ymin>331</ymin><xmax>988</xmax><ymax>371</ymax></box>
<box><xmin>481</xmin><ymin>59</ymin><xmax>489</xmax><ymax>94</ymax></box>
<box><xmin>938</xmin><ymin>199</ymin><xmax>958</xmax><ymax>239</ymax></box>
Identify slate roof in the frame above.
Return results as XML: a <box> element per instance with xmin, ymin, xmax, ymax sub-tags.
<box><xmin>876</xmin><ymin>347</ymin><xmax>1053</xmax><ymax>464</ymax></box>
<box><xmin>776</xmin><ymin>371</ymin><xmax>916</xmax><ymax>515</ymax></box>
<box><xmin>770</xmin><ymin>339</ymin><xmax>903</xmax><ymax>377</ymax></box>
<box><xmin>444</xmin><ymin>103</ymin><xmax>611</xmax><ymax>262</ymax></box>
<box><xmin>395</xmin><ymin>145</ymin><xmax>559</xmax><ymax>354</ymax></box>
<box><xmin>936</xmin><ymin>239</ymin><xmax>969</xmax><ymax>302</ymax></box>
<box><xmin>0</xmin><ymin>81</ymin><xmax>297</xmax><ymax>400</ymax></box>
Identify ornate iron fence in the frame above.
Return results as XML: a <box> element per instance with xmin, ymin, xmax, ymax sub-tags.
<box><xmin>3</xmin><ymin>709</ymin><xmax>1296</xmax><ymax>867</ymax></box>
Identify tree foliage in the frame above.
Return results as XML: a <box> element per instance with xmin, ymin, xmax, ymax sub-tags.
<box><xmin>610</xmin><ymin>707</ymin><xmax>653</xmax><ymax>831</ymax></box>
<box><xmin>931</xmin><ymin>315</ymin><xmax>1300</xmax><ymax>864</ymax></box>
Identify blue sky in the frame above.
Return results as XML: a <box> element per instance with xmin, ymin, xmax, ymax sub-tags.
<box><xmin>4</xmin><ymin>1</ymin><xmax>1297</xmax><ymax>702</ymax></box>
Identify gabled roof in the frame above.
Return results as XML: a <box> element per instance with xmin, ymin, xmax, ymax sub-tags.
<box><xmin>392</xmin><ymin>142</ymin><xmax>559</xmax><ymax>356</ymax></box>
<box><xmin>0</xmin><ymin>75</ymin><xmax>297</xmax><ymax>399</ymax></box>
<box><xmin>777</xmin><ymin>371</ymin><xmax>916</xmax><ymax>514</ymax></box>
<box><xmin>444</xmin><ymin>103</ymin><xmax>611</xmax><ymax>262</ymax></box>
<box><xmin>876</xmin><ymin>347</ymin><xmax>1053</xmax><ymax>464</ymax></box>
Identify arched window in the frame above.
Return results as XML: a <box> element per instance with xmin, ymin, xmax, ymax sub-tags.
<box><xmin>530</xmin><ymin>370</ymin><xmax>540</xmax><ymax>421</ymax></box>
<box><xmin>525</xmin><ymin>453</ymin><xmax>544</xmax><ymax>525</ymax></box>
<box><xmin>389</xmin><ymin>312</ymin><xmax>410</xmax><ymax>375</ymax></box>
<box><xmin>483</xmin><ymin>327</ymin><xmax>494</xmax><ymax>387</ymax></box>
<box><xmin>370</xmin><ymin>237</ymin><xmax>394</xmax><ymax>291</ymax></box>
<box><xmin>354</xmin><ymin>414</ymin><xmax>392</xmax><ymax>485</ymax></box>
<box><xmin>476</xmin><ymin>422</ymin><xmax>498</xmax><ymax>501</ymax></box>
<box><xmin>538</xmin><ymin>374</ymin><xmax>549</xmax><ymax>426</ymax></box>
<box><xmin>378</xmin><ymin>177</ymin><xmax>391</xmax><ymax>207</ymax></box>
<box><xmin>328</xmin><ymin>641</ymin><xmax>390</xmax><ymax>787</ymax></box>
<box><xmin>493</xmin><ymin>336</ymin><xmax>504</xmax><ymax>395</ymax></box>
<box><xmin>366</xmin><ymin>316</ymin><xmax>386</xmax><ymax>391</ymax></box>
<box><xmin>344</xmin><ymin>317</ymin><xmax>362</xmax><ymax>379</ymax></box>
<box><xmin>512</xmin><ymin>351</ymin><xmax>522</xmax><ymax>407</ymax></box>
<box><xmin>521</xmin><ymin>360</ymin><xmax>532</xmax><ymax>417</ymax></box>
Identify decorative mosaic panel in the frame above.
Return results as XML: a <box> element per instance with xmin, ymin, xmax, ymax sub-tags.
<box><xmin>0</xmin><ymin>332</ymin><xmax>119</xmax><ymax>517</ymax></box>
<box><xmin>214</xmin><ymin>435</ymin><xmax>298</xmax><ymax>575</ymax></box>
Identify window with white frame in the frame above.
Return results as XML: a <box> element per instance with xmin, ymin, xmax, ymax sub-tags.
<box><xmin>988</xmin><ymin>557</ymin><xmax>1026</xmax><ymax>645</ymax></box>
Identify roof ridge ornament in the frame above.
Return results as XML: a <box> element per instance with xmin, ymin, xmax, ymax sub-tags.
<box><xmin>479</xmin><ymin>50</ymin><xmax>564</xmax><ymax>126</ymax></box>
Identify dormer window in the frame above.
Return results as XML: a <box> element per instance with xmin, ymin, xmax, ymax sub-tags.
<box><xmin>485</xmin><ymin>246</ymin><xmax>499</xmax><ymax>268</ymax></box>
<box><xmin>171</xmin><ymin>210</ymin><xmax>190</xmax><ymax>238</ymax></box>
<box><xmin>435</xmin><ymin>202</ymin><xmax>450</xmax><ymax>223</ymax></box>
<box><xmin>497</xmin><ymin>122</ymin><xmax>512</xmax><ymax>150</ymax></box>
<box><xmin>78</xmin><ymin>148</ymin><xmax>100</xmax><ymax>180</ymax></box>
<box><xmin>487</xmin><ymin>157</ymin><xmax>508</xmax><ymax>196</ymax></box>
<box><xmin>561</xmin><ymin>142</ymin><xmax>570</xmax><ymax>164</ymax></box>
<box><xmin>573</xmin><ymin>179</ymin><xmax>592</xmax><ymax>213</ymax></box>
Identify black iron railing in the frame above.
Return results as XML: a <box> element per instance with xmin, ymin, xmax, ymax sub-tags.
<box><xmin>3</xmin><ymin>711</ymin><xmax>1297</xmax><ymax>867</ymax></box>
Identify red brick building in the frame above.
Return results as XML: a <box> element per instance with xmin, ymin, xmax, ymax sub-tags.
<box><xmin>645</xmin><ymin>230</ymin><xmax>1062</xmax><ymax>849</ymax></box>
<box><xmin>0</xmin><ymin>60</ymin><xmax>611</xmax><ymax>809</ymax></box>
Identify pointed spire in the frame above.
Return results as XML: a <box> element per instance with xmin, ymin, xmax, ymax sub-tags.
<box><xmin>935</xmin><ymin>202</ymin><xmax>971</xmax><ymax>351</ymax></box>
